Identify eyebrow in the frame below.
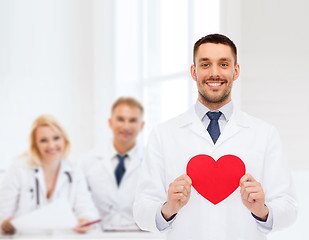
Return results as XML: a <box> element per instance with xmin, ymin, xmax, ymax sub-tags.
<box><xmin>198</xmin><ymin>57</ymin><xmax>232</xmax><ymax>62</ymax></box>
<box><xmin>219</xmin><ymin>58</ymin><xmax>232</xmax><ymax>62</ymax></box>
<box><xmin>198</xmin><ymin>58</ymin><xmax>210</xmax><ymax>62</ymax></box>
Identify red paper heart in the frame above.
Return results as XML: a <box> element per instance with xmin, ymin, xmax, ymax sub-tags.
<box><xmin>186</xmin><ymin>154</ymin><xmax>246</xmax><ymax>205</ymax></box>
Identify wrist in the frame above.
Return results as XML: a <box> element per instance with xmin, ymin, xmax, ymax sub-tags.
<box><xmin>253</xmin><ymin>205</ymin><xmax>269</xmax><ymax>221</ymax></box>
<box><xmin>161</xmin><ymin>202</ymin><xmax>177</xmax><ymax>221</ymax></box>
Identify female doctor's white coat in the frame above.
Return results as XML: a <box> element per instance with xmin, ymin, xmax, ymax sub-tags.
<box><xmin>0</xmin><ymin>157</ymin><xmax>98</xmax><ymax>228</ymax></box>
<box><xmin>133</xmin><ymin>106</ymin><xmax>298</xmax><ymax>240</ymax></box>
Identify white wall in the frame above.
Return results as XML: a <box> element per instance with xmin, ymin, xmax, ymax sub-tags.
<box><xmin>239</xmin><ymin>0</ymin><xmax>309</xmax><ymax>170</ymax></box>
<box><xmin>220</xmin><ymin>0</ymin><xmax>309</xmax><ymax>170</ymax></box>
<box><xmin>2</xmin><ymin>1</ymin><xmax>307</xmax><ymax>168</ymax></box>
<box><xmin>92</xmin><ymin>0</ymin><xmax>117</xmax><ymax>148</ymax></box>
<box><xmin>0</xmin><ymin>0</ymin><xmax>96</xmax><ymax>167</ymax></box>
<box><xmin>0</xmin><ymin>0</ymin><xmax>146</xmax><ymax>167</ymax></box>
<box><xmin>221</xmin><ymin>0</ymin><xmax>309</xmax><ymax>238</ymax></box>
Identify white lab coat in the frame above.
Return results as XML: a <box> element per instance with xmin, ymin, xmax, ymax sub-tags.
<box><xmin>0</xmin><ymin>157</ymin><xmax>99</xmax><ymax>228</ymax></box>
<box><xmin>82</xmin><ymin>142</ymin><xmax>143</xmax><ymax>230</ymax></box>
<box><xmin>133</xmin><ymin>106</ymin><xmax>297</xmax><ymax>240</ymax></box>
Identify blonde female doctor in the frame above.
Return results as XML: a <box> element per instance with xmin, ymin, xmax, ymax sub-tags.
<box><xmin>0</xmin><ymin>115</ymin><xmax>98</xmax><ymax>234</ymax></box>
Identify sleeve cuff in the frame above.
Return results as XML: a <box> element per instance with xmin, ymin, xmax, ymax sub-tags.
<box><xmin>251</xmin><ymin>205</ymin><xmax>274</xmax><ymax>233</ymax></box>
<box><xmin>251</xmin><ymin>212</ymin><xmax>267</xmax><ymax>222</ymax></box>
<box><xmin>155</xmin><ymin>204</ymin><xmax>176</xmax><ymax>231</ymax></box>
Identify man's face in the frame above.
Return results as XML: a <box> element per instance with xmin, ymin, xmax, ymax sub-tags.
<box><xmin>191</xmin><ymin>43</ymin><xmax>240</xmax><ymax>110</ymax></box>
<box><xmin>109</xmin><ymin>104</ymin><xmax>144</xmax><ymax>146</ymax></box>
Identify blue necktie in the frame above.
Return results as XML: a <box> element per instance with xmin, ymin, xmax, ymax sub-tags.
<box><xmin>206</xmin><ymin>111</ymin><xmax>222</xmax><ymax>144</ymax></box>
<box><xmin>115</xmin><ymin>154</ymin><xmax>128</xmax><ymax>186</ymax></box>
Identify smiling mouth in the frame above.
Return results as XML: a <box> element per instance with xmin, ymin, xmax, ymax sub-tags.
<box><xmin>46</xmin><ymin>150</ymin><xmax>60</xmax><ymax>155</ymax></box>
<box><xmin>121</xmin><ymin>132</ymin><xmax>131</xmax><ymax>137</ymax></box>
<box><xmin>206</xmin><ymin>81</ymin><xmax>225</xmax><ymax>87</ymax></box>
<box><xmin>207</xmin><ymin>82</ymin><xmax>223</xmax><ymax>87</ymax></box>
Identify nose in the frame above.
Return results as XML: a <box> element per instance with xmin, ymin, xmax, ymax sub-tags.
<box><xmin>47</xmin><ymin>140</ymin><xmax>56</xmax><ymax>149</ymax></box>
<box><xmin>209</xmin><ymin>65</ymin><xmax>220</xmax><ymax>79</ymax></box>
<box><xmin>123</xmin><ymin>121</ymin><xmax>131</xmax><ymax>130</ymax></box>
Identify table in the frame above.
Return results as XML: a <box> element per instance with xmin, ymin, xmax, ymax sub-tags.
<box><xmin>0</xmin><ymin>230</ymin><xmax>165</xmax><ymax>240</ymax></box>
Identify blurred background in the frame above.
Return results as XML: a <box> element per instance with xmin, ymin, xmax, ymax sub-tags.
<box><xmin>0</xmin><ymin>0</ymin><xmax>308</xmax><ymax>238</ymax></box>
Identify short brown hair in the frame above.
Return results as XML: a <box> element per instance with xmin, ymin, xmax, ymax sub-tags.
<box><xmin>193</xmin><ymin>33</ymin><xmax>237</xmax><ymax>65</ymax></box>
<box><xmin>29</xmin><ymin>115</ymin><xmax>70</xmax><ymax>166</ymax></box>
<box><xmin>111</xmin><ymin>97</ymin><xmax>144</xmax><ymax>116</ymax></box>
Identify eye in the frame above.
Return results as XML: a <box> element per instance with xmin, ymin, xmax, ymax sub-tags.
<box><xmin>201</xmin><ymin>63</ymin><xmax>209</xmax><ymax>67</ymax></box>
<box><xmin>130</xmin><ymin>118</ymin><xmax>138</xmax><ymax>123</ymax></box>
<box><xmin>221</xmin><ymin>63</ymin><xmax>229</xmax><ymax>67</ymax></box>
<box><xmin>54</xmin><ymin>135</ymin><xmax>61</xmax><ymax>141</ymax></box>
<box><xmin>39</xmin><ymin>138</ymin><xmax>47</xmax><ymax>143</ymax></box>
<box><xmin>117</xmin><ymin>117</ymin><xmax>124</xmax><ymax>122</ymax></box>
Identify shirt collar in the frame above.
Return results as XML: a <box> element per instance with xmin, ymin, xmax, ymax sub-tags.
<box><xmin>194</xmin><ymin>99</ymin><xmax>234</xmax><ymax>121</ymax></box>
<box><xmin>109</xmin><ymin>141</ymin><xmax>138</xmax><ymax>159</ymax></box>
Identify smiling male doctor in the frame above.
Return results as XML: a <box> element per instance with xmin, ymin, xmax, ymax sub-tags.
<box><xmin>82</xmin><ymin>97</ymin><xmax>145</xmax><ymax>230</ymax></box>
<box><xmin>133</xmin><ymin>34</ymin><xmax>297</xmax><ymax>239</ymax></box>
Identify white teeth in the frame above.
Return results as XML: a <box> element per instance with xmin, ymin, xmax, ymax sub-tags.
<box><xmin>47</xmin><ymin>150</ymin><xmax>58</xmax><ymax>154</ymax></box>
<box><xmin>208</xmin><ymin>82</ymin><xmax>222</xmax><ymax>86</ymax></box>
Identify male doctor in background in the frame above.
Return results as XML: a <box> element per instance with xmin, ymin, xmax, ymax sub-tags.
<box><xmin>82</xmin><ymin>97</ymin><xmax>145</xmax><ymax>230</ymax></box>
<box><xmin>133</xmin><ymin>34</ymin><xmax>297</xmax><ymax>239</ymax></box>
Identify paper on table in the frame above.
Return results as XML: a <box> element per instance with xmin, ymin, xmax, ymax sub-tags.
<box><xmin>11</xmin><ymin>198</ymin><xmax>78</xmax><ymax>231</ymax></box>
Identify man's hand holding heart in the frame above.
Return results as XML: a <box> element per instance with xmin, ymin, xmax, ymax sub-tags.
<box><xmin>161</xmin><ymin>174</ymin><xmax>192</xmax><ymax>221</ymax></box>
<box><xmin>161</xmin><ymin>155</ymin><xmax>269</xmax><ymax>222</ymax></box>
<box><xmin>240</xmin><ymin>173</ymin><xmax>269</xmax><ymax>221</ymax></box>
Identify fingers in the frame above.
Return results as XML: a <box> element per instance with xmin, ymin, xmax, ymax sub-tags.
<box><xmin>175</xmin><ymin>174</ymin><xmax>192</xmax><ymax>185</ymax></box>
<box><xmin>1</xmin><ymin>217</ymin><xmax>16</xmax><ymax>234</ymax></box>
<box><xmin>240</xmin><ymin>173</ymin><xmax>265</xmax><ymax>203</ymax></box>
<box><xmin>239</xmin><ymin>173</ymin><xmax>268</xmax><ymax>219</ymax></box>
<box><xmin>173</xmin><ymin>174</ymin><xmax>192</xmax><ymax>194</ymax></box>
<box><xmin>162</xmin><ymin>174</ymin><xmax>192</xmax><ymax>220</ymax></box>
<box><xmin>239</xmin><ymin>173</ymin><xmax>255</xmax><ymax>185</ymax></box>
<box><xmin>73</xmin><ymin>218</ymin><xmax>90</xmax><ymax>234</ymax></box>
<box><xmin>169</xmin><ymin>174</ymin><xmax>192</xmax><ymax>200</ymax></box>
<box><xmin>240</xmin><ymin>186</ymin><xmax>262</xmax><ymax>202</ymax></box>
<box><xmin>168</xmin><ymin>186</ymin><xmax>189</xmax><ymax>202</ymax></box>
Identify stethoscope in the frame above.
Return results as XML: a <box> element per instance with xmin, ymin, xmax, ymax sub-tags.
<box><xmin>32</xmin><ymin>168</ymin><xmax>72</xmax><ymax>206</ymax></box>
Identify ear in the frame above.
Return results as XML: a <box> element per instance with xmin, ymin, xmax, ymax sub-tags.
<box><xmin>190</xmin><ymin>64</ymin><xmax>197</xmax><ymax>81</ymax></box>
<box><xmin>108</xmin><ymin>118</ymin><xmax>112</xmax><ymax>129</ymax></box>
<box><xmin>233</xmin><ymin>63</ymin><xmax>240</xmax><ymax>81</ymax></box>
<box><xmin>140</xmin><ymin>121</ymin><xmax>145</xmax><ymax>132</ymax></box>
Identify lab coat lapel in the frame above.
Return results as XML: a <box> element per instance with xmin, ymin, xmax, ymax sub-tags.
<box><xmin>125</xmin><ymin>145</ymin><xmax>142</xmax><ymax>177</ymax></box>
<box><xmin>101</xmin><ymin>154</ymin><xmax>115</xmax><ymax>180</ymax></box>
<box><xmin>215</xmin><ymin>109</ymin><xmax>249</xmax><ymax>147</ymax></box>
<box><xmin>53</xmin><ymin>161</ymin><xmax>72</xmax><ymax>197</ymax></box>
<box><xmin>182</xmin><ymin>106</ymin><xmax>214</xmax><ymax>144</ymax></box>
<box><xmin>95</xmin><ymin>143</ymin><xmax>117</xmax><ymax>180</ymax></box>
<box><xmin>90</xmin><ymin>152</ymin><xmax>119</xmax><ymax>189</ymax></box>
<box><xmin>180</xmin><ymin>106</ymin><xmax>249</xmax><ymax>147</ymax></box>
